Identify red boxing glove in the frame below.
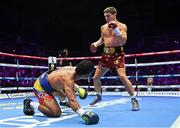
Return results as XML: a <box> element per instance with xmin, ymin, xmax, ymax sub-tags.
<box><xmin>108</xmin><ymin>21</ymin><xmax>118</xmax><ymax>29</ymax></box>
<box><xmin>90</xmin><ymin>43</ymin><xmax>97</xmax><ymax>53</ymax></box>
<box><xmin>108</xmin><ymin>21</ymin><xmax>121</xmax><ymax>36</ymax></box>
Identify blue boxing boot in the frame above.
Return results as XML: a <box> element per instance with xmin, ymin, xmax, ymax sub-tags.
<box><xmin>59</xmin><ymin>100</ymin><xmax>70</xmax><ymax>107</ymax></box>
<box><xmin>89</xmin><ymin>94</ymin><xmax>102</xmax><ymax>105</ymax></box>
<box><xmin>23</xmin><ymin>97</ymin><xmax>35</xmax><ymax>115</ymax></box>
<box><xmin>131</xmin><ymin>97</ymin><xmax>140</xmax><ymax>111</ymax></box>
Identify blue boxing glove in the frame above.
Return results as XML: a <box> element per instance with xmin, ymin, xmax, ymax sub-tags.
<box><xmin>76</xmin><ymin>108</ymin><xmax>99</xmax><ymax>125</ymax></box>
<box><xmin>82</xmin><ymin>111</ymin><xmax>99</xmax><ymax>125</ymax></box>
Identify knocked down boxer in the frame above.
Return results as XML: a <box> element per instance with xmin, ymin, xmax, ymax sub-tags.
<box><xmin>23</xmin><ymin>60</ymin><xmax>99</xmax><ymax>125</ymax></box>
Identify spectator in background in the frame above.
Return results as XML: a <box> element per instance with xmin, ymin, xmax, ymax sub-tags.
<box><xmin>147</xmin><ymin>77</ymin><xmax>153</xmax><ymax>92</ymax></box>
<box><xmin>58</xmin><ymin>49</ymin><xmax>72</xmax><ymax>66</ymax></box>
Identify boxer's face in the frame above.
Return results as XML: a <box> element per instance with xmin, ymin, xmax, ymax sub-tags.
<box><xmin>104</xmin><ymin>12</ymin><xmax>116</xmax><ymax>23</ymax></box>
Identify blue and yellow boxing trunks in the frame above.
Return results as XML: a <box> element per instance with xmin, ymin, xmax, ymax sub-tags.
<box><xmin>33</xmin><ymin>72</ymin><xmax>55</xmax><ymax>105</ymax></box>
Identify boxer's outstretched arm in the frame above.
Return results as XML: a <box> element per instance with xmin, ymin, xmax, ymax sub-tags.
<box><xmin>64</xmin><ymin>79</ymin><xmax>80</xmax><ymax>112</ymax></box>
<box><xmin>64</xmin><ymin>79</ymin><xmax>99</xmax><ymax>124</ymax></box>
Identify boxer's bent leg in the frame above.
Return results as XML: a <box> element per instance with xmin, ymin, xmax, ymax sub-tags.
<box><xmin>90</xmin><ymin>67</ymin><xmax>109</xmax><ymax>105</ymax></box>
<box><xmin>35</xmin><ymin>91</ymin><xmax>61</xmax><ymax>117</ymax></box>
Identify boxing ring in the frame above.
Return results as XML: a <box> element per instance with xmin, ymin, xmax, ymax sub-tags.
<box><xmin>0</xmin><ymin>50</ymin><xmax>180</xmax><ymax>128</ymax></box>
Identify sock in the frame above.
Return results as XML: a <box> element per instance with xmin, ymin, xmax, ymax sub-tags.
<box><xmin>30</xmin><ymin>101</ymin><xmax>39</xmax><ymax>109</ymax></box>
<box><xmin>61</xmin><ymin>99</ymin><xmax>67</xmax><ymax>103</ymax></box>
<box><xmin>76</xmin><ymin>108</ymin><xmax>86</xmax><ymax>116</ymax></box>
<box><xmin>74</xmin><ymin>83</ymin><xmax>80</xmax><ymax>92</ymax></box>
<box><xmin>131</xmin><ymin>94</ymin><xmax>136</xmax><ymax>99</ymax></box>
<box><xmin>96</xmin><ymin>92</ymin><xmax>101</xmax><ymax>98</ymax></box>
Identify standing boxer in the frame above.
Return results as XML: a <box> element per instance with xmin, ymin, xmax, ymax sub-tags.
<box><xmin>90</xmin><ymin>6</ymin><xmax>140</xmax><ymax>111</ymax></box>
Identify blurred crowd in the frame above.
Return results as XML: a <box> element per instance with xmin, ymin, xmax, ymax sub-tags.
<box><xmin>0</xmin><ymin>45</ymin><xmax>180</xmax><ymax>93</ymax></box>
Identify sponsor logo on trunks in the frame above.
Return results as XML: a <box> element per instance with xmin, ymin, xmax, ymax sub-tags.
<box><xmin>114</xmin><ymin>60</ymin><xmax>120</xmax><ymax>64</ymax></box>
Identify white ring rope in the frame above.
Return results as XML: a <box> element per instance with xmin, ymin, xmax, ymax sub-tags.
<box><xmin>1</xmin><ymin>73</ymin><xmax>180</xmax><ymax>81</ymax></box>
<box><xmin>1</xmin><ymin>50</ymin><xmax>180</xmax><ymax>60</ymax></box>
<box><xmin>0</xmin><ymin>85</ymin><xmax>179</xmax><ymax>91</ymax></box>
<box><xmin>127</xmin><ymin>61</ymin><xmax>180</xmax><ymax>67</ymax></box>
<box><xmin>0</xmin><ymin>60</ymin><xmax>180</xmax><ymax>69</ymax></box>
<box><xmin>0</xmin><ymin>63</ymin><xmax>47</xmax><ymax>69</ymax></box>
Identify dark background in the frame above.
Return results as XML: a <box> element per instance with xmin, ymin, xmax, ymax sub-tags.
<box><xmin>0</xmin><ymin>0</ymin><xmax>180</xmax><ymax>56</ymax></box>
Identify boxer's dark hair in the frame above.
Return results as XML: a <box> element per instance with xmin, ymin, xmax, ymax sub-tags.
<box><xmin>75</xmin><ymin>60</ymin><xmax>94</xmax><ymax>75</ymax></box>
<box><xmin>104</xmin><ymin>6</ymin><xmax>117</xmax><ymax>15</ymax></box>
